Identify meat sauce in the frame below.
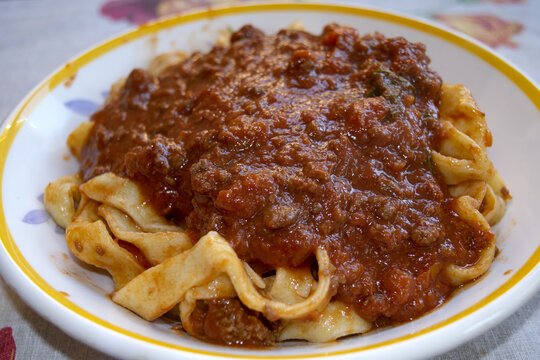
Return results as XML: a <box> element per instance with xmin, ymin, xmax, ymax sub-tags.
<box><xmin>80</xmin><ymin>24</ymin><xmax>493</xmax><ymax>345</ymax></box>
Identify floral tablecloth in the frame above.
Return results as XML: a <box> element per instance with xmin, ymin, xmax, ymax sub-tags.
<box><xmin>0</xmin><ymin>0</ymin><xmax>539</xmax><ymax>359</ymax></box>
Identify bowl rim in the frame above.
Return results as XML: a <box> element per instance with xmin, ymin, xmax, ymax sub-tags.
<box><xmin>0</xmin><ymin>2</ymin><xmax>539</xmax><ymax>359</ymax></box>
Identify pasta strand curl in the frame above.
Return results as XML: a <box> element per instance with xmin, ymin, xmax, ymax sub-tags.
<box><xmin>112</xmin><ymin>231</ymin><xmax>335</xmax><ymax>322</ymax></box>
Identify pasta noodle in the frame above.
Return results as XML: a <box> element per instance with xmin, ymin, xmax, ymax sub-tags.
<box><xmin>66</xmin><ymin>197</ymin><xmax>145</xmax><ymax>290</ymax></box>
<box><xmin>112</xmin><ymin>232</ymin><xmax>334</xmax><ymax>322</ymax></box>
<box><xmin>44</xmin><ymin>24</ymin><xmax>508</xmax><ymax>346</ymax></box>
<box><xmin>80</xmin><ymin>173</ymin><xmax>181</xmax><ymax>233</ymax></box>
<box><xmin>433</xmin><ymin>84</ymin><xmax>508</xmax><ymax>285</ymax></box>
<box><xmin>98</xmin><ymin>205</ymin><xmax>191</xmax><ymax>266</ymax></box>
<box><xmin>44</xmin><ymin>174</ymin><xmax>81</xmax><ymax>228</ymax></box>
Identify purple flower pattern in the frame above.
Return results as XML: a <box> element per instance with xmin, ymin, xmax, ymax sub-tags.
<box><xmin>22</xmin><ymin>193</ymin><xmax>51</xmax><ymax>224</ymax></box>
<box><xmin>22</xmin><ymin>210</ymin><xmax>50</xmax><ymax>225</ymax></box>
<box><xmin>64</xmin><ymin>99</ymin><xmax>99</xmax><ymax>116</ymax></box>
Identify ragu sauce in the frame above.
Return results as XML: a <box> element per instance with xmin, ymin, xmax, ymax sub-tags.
<box><xmin>79</xmin><ymin>24</ymin><xmax>493</xmax><ymax>345</ymax></box>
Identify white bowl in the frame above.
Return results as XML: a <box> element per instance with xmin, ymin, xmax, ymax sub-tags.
<box><xmin>0</xmin><ymin>3</ymin><xmax>539</xmax><ymax>360</ymax></box>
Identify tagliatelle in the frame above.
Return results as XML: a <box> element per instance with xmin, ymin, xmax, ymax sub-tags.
<box><xmin>44</xmin><ymin>86</ymin><xmax>508</xmax><ymax>341</ymax></box>
<box><xmin>268</xmin><ymin>266</ymin><xmax>371</xmax><ymax>342</ymax></box>
<box><xmin>66</xmin><ymin>121</ymin><xmax>93</xmax><ymax>160</ymax></box>
<box><xmin>65</xmin><ymin>197</ymin><xmax>145</xmax><ymax>290</ymax></box>
<box><xmin>44</xmin><ymin>25</ymin><xmax>509</xmax><ymax>346</ymax></box>
<box><xmin>98</xmin><ymin>204</ymin><xmax>191</xmax><ymax>266</ymax></box>
<box><xmin>43</xmin><ymin>84</ymin><xmax>508</xmax><ymax>342</ymax></box>
<box><xmin>112</xmin><ymin>232</ymin><xmax>335</xmax><ymax>322</ymax></box>
<box><xmin>44</xmin><ymin>174</ymin><xmax>81</xmax><ymax>229</ymax></box>
<box><xmin>46</xmin><ymin>168</ymin><xmax>344</xmax><ymax>338</ymax></box>
<box><xmin>432</xmin><ymin>84</ymin><xmax>508</xmax><ymax>285</ymax></box>
<box><xmin>438</xmin><ymin>84</ymin><xmax>492</xmax><ymax>150</ymax></box>
<box><xmin>431</xmin><ymin>120</ymin><xmax>492</xmax><ymax>185</ymax></box>
<box><xmin>80</xmin><ymin>173</ymin><xmax>181</xmax><ymax>233</ymax></box>
<box><xmin>278</xmin><ymin>301</ymin><xmax>371</xmax><ymax>342</ymax></box>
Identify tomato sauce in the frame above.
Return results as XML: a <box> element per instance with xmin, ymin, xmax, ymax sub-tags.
<box><xmin>80</xmin><ymin>24</ymin><xmax>493</xmax><ymax>345</ymax></box>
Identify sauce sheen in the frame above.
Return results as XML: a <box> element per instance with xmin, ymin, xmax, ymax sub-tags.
<box><xmin>80</xmin><ymin>24</ymin><xmax>493</xmax><ymax>338</ymax></box>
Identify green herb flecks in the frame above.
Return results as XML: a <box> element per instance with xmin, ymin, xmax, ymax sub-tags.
<box><xmin>366</xmin><ymin>66</ymin><xmax>414</xmax><ymax>122</ymax></box>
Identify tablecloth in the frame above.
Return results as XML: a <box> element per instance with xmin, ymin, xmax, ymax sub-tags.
<box><xmin>0</xmin><ymin>0</ymin><xmax>539</xmax><ymax>359</ymax></box>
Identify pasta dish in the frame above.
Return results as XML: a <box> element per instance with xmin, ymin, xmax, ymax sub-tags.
<box><xmin>44</xmin><ymin>24</ymin><xmax>509</xmax><ymax>346</ymax></box>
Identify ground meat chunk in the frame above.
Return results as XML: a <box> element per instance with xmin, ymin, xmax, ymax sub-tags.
<box><xmin>189</xmin><ymin>298</ymin><xmax>275</xmax><ymax>347</ymax></box>
<box><xmin>264</xmin><ymin>205</ymin><xmax>300</xmax><ymax>229</ymax></box>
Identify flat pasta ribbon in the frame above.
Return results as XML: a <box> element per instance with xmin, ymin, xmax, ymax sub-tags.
<box><xmin>66</xmin><ymin>121</ymin><xmax>93</xmax><ymax>160</ymax></box>
<box><xmin>268</xmin><ymin>267</ymin><xmax>371</xmax><ymax>342</ymax></box>
<box><xmin>112</xmin><ymin>231</ymin><xmax>335</xmax><ymax>322</ymax></box>
<box><xmin>65</xmin><ymin>197</ymin><xmax>145</xmax><ymax>290</ymax></box>
<box><xmin>432</xmin><ymin>84</ymin><xmax>508</xmax><ymax>285</ymax></box>
<box><xmin>80</xmin><ymin>172</ymin><xmax>180</xmax><ymax>233</ymax></box>
<box><xmin>44</xmin><ymin>174</ymin><xmax>82</xmax><ymax>229</ymax></box>
<box><xmin>178</xmin><ymin>264</ymin><xmax>369</xmax><ymax>342</ymax></box>
<box><xmin>278</xmin><ymin>301</ymin><xmax>371</xmax><ymax>342</ymax></box>
<box><xmin>98</xmin><ymin>205</ymin><xmax>192</xmax><ymax>266</ymax></box>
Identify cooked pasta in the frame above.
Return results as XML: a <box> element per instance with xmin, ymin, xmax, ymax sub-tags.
<box><xmin>44</xmin><ymin>24</ymin><xmax>508</xmax><ymax>346</ymax></box>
